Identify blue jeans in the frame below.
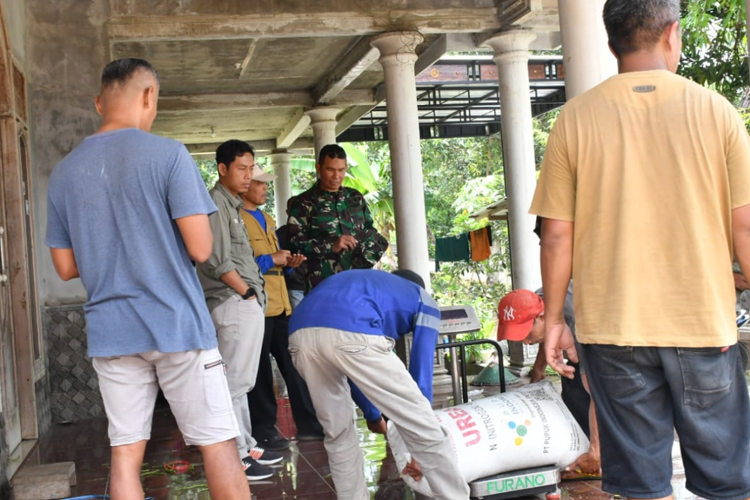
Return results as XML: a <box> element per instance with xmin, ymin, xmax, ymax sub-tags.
<box><xmin>289</xmin><ymin>289</ymin><xmax>304</xmax><ymax>310</ymax></box>
<box><xmin>581</xmin><ymin>343</ymin><xmax>750</xmax><ymax>500</ymax></box>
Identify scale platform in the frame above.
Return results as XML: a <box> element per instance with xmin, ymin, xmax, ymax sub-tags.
<box><xmin>469</xmin><ymin>465</ymin><xmax>560</xmax><ymax>499</ymax></box>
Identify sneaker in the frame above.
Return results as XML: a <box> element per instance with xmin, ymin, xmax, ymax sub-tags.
<box><xmin>248</xmin><ymin>446</ymin><xmax>284</xmax><ymax>465</ymax></box>
<box><xmin>295</xmin><ymin>432</ymin><xmax>325</xmax><ymax>441</ymax></box>
<box><xmin>256</xmin><ymin>434</ymin><xmax>290</xmax><ymax>451</ymax></box>
<box><xmin>241</xmin><ymin>456</ymin><xmax>274</xmax><ymax>481</ymax></box>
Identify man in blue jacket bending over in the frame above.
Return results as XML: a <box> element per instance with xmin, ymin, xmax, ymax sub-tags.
<box><xmin>288</xmin><ymin>269</ymin><xmax>469</xmax><ymax>500</ymax></box>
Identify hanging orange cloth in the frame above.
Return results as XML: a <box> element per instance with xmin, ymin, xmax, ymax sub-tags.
<box><xmin>469</xmin><ymin>226</ymin><xmax>492</xmax><ymax>262</ymax></box>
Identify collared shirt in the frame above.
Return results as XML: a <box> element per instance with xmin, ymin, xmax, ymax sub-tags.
<box><xmin>197</xmin><ymin>182</ymin><xmax>267</xmax><ymax>313</ymax></box>
<box><xmin>287</xmin><ymin>181</ymin><xmax>388</xmax><ymax>292</ymax></box>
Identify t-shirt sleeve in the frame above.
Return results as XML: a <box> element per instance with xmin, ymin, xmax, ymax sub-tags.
<box><xmin>529</xmin><ymin>112</ymin><xmax>576</xmax><ymax>221</ymax></box>
<box><xmin>167</xmin><ymin>145</ymin><xmax>217</xmax><ymax>219</ymax></box>
<box><xmin>725</xmin><ymin>106</ymin><xmax>750</xmax><ymax>209</ymax></box>
<box><xmin>45</xmin><ymin>184</ymin><xmax>72</xmax><ymax>249</ymax></box>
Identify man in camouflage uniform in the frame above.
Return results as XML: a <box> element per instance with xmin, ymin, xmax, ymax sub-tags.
<box><xmin>287</xmin><ymin>144</ymin><xmax>388</xmax><ymax>292</ymax></box>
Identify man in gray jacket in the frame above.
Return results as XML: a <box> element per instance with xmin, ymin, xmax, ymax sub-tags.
<box><xmin>197</xmin><ymin>139</ymin><xmax>282</xmax><ymax>481</ymax></box>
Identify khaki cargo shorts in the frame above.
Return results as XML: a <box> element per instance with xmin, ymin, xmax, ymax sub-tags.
<box><xmin>93</xmin><ymin>347</ymin><xmax>238</xmax><ymax>447</ymax></box>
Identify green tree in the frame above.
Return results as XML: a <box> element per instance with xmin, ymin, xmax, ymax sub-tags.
<box><xmin>680</xmin><ymin>0</ymin><xmax>748</xmax><ymax>104</ymax></box>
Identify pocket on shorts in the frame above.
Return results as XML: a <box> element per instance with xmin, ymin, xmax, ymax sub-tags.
<box><xmin>203</xmin><ymin>359</ymin><xmax>232</xmax><ymax>415</ymax></box>
<box><xmin>373</xmin><ymin>336</ymin><xmax>396</xmax><ymax>354</ymax></box>
<box><xmin>335</xmin><ymin>342</ymin><xmax>368</xmax><ymax>354</ymax></box>
<box><xmin>677</xmin><ymin>347</ymin><xmax>732</xmax><ymax>409</ymax></box>
<box><xmin>587</xmin><ymin>345</ymin><xmax>646</xmax><ymax>399</ymax></box>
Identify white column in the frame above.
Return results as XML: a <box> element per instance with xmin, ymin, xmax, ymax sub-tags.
<box><xmin>305</xmin><ymin>107</ymin><xmax>340</xmax><ymax>162</ymax></box>
<box><xmin>558</xmin><ymin>0</ymin><xmax>618</xmax><ymax>98</ymax></box>
<box><xmin>486</xmin><ymin>29</ymin><xmax>540</xmax><ymax>292</ymax></box>
<box><xmin>371</xmin><ymin>31</ymin><xmax>431</xmax><ymax>287</ymax></box>
<box><xmin>746</xmin><ymin>0</ymin><xmax>750</xmax><ymax>81</ymax></box>
<box><xmin>268</xmin><ymin>150</ymin><xmax>292</xmax><ymax>225</ymax></box>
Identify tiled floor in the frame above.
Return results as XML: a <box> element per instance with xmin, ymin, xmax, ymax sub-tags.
<box><xmin>16</xmin><ymin>381</ymin><xmax>706</xmax><ymax>500</ymax></box>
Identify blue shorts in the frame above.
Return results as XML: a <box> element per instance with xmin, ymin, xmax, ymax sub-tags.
<box><xmin>581</xmin><ymin>343</ymin><xmax>750</xmax><ymax>500</ymax></box>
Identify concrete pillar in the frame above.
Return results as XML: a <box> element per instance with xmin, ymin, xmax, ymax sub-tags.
<box><xmin>486</xmin><ymin>29</ymin><xmax>540</xmax><ymax>292</ymax></box>
<box><xmin>305</xmin><ymin>107</ymin><xmax>340</xmax><ymax>162</ymax></box>
<box><xmin>486</xmin><ymin>29</ymin><xmax>540</xmax><ymax>374</ymax></box>
<box><xmin>268</xmin><ymin>150</ymin><xmax>292</xmax><ymax>225</ymax></box>
<box><xmin>371</xmin><ymin>31</ymin><xmax>431</xmax><ymax>287</ymax></box>
<box><xmin>558</xmin><ymin>0</ymin><xmax>618</xmax><ymax>98</ymax></box>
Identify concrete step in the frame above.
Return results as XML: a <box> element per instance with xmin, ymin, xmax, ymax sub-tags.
<box><xmin>11</xmin><ymin>461</ymin><xmax>76</xmax><ymax>500</ymax></box>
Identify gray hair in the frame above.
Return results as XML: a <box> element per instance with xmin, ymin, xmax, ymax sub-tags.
<box><xmin>603</xmin><ymin>0</ymin><xmax>681</xmax><ymax>57</ymax></box>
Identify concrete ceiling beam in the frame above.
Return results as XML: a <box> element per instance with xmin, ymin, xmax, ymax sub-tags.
<box><xmin>107</xmin><ymin>10</ymin><xmax>505</xmax><ymax>42</ymax></box>
<box><xmin>186</xmin><ymin>137</ymin><xmax>315</xmax><ymax>155</ymax></box>
<box><xmin>335</xmin><ymin>34</ymin><xmax>449</xmax><ymax>136</ymax></box>
<box><xmin>157</xmin><ymin>89</ymin><xmax>375</xmax><ymax>113</ymax></box>
<box><xmin>276</xmin><ymin>109</ymin><xmax>311</xmax><ymax>149</ymax></box>
<box><xmin>312</xmin><ymin>37</ymin><xmax>380</xmax><ymax>105</ymax></box>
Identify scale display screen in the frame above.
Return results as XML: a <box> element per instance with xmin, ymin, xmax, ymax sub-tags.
<box><xmin>440</xmin><ymin>309</ymin><xmax>469</xmax><ymax>320</ymax></box>
<box><xmin>438</xmin><ymin>305</ymin><xmax>480</xmax><ymax>335</ymax></box>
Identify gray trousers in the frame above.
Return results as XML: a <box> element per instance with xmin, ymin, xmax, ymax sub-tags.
<box><xmin>289</xmin><ymin>327</ymin><xmax>470</xmax><ymax>500</ymax></box>
<box><xmin>211</xmin><ymin>295</ymin><xmax>265</xmax><ymax>459</ymax></box>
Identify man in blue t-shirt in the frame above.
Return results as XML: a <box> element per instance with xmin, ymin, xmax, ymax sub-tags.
<box><xmin>288</xmin><ymin>269</ymin><xmax>469</xmax><ymax>500</ymax></box>
<box><xmin>45</xmin><ymin>59</ymin><xmax>250</xmax><ymax>500</ymax></box>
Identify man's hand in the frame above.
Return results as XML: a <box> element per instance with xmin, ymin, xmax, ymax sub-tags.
<box><xmin>565</xmin><ymin>450</ymin><xmax>601</xmax><ymax>476</ymax></box>
<box><xmin>530</xmin><ymin>367</ymin><xmax>546</xmax><ymax>383</ymax></box>
<box><xmin>333</xmin><ymin>235</ymin><xmax>358</xmax><ymax>253</ymax></box>
<box><xmin>544</xmin><ymin>321</ymin><xmax>577</xmax><ymax>379</ymax></box>
<box><xmin>735</xmin><ymin>272</ymin><xmax>750</xmax><ymax>291</ymax></box>
<box><xmin>286</xmin><ymin>253</ymin><xmax>307</xmax><ymax>268</ymax></box>
<box><xmin>271</xmin><ymin>249</ymin><xmax>291</xmax><ymax>266</ymax></box>
<box><xmin>366</xmin><ymin>417</ymin><xmax>387</xmax><ymax>435</ymax></box>
<box><xmin>401</xmin><ymin>457</ymin><xmax>423</xmax><ymax>481</ymax></box>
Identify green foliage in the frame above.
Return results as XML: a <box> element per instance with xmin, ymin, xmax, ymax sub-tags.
<box><xmin>680</xmin><ymin>0</ymin><xmax>749</xmax><ymax>104</ymax></box>
<box><xmin>196</xmin><ymin>158</ymin><xmax>218</xmax><ymax>189</ymax></box>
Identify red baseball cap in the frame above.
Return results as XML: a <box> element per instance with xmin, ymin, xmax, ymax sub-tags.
<box><xmin>497</xmin><ymin>289</ymin><xmax>544</xmax><ymax>341</ymax></box>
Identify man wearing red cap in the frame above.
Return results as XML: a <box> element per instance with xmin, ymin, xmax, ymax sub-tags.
<box><xmin>497</xmin><ymin>286</ymin><xmax>600</xmax><ymax>475</ymax></box>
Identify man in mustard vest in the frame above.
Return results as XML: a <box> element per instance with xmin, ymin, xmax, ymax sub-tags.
<box><xmin>241</xmin><ymin>163</ymin><xmax>325</xmax><ymax>451</ymax></box>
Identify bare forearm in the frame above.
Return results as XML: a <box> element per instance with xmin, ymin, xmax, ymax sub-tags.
<box><xmin>50</xmin><ymin>248</ymin><xmax>80</xmax><ymax>281</ymax></box>
<box><xmin>220</xmin><ymin>270</ymin><xmax>251</xmax><ymax>296</ymax></box>
<box><xmin>540</xmin><ymin>218</ymin><xmax>573</xmax><ymax>324</ymax></box>
<box><xmin>733</xmin><ymin>205</ymin><xmax>750</xmax><ymax>283</ymax></box>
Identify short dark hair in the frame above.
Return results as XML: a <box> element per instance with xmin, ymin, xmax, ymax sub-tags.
<box><xmin>391</xmin><ymin>269</ymin><xmax>426</xmax><ymax>290</ymax></box>
<box><xmin>101</xmin><ymin>58</ymin><xmax>159</xmax><ymax>90</ymax></box>
<box><xmin>216</xmin><ymin>140</ymin><xmax>254</xmax><ymax>170</ymax></box>
<box><xmin>602</xmin><ymin>0</ymin><xmax>680</xmax><ymax>58</ymax></box>
<box><xmin>318</xmin><ymin>144</ymin><xmax>346</xmax><ymax>166</ymax></box>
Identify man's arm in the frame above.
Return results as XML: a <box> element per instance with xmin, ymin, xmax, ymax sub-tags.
<box><xmin>733</xmin><ymin>204</ymin><xmax>750</xmax><ymax>286</ymax></box>
<box><xmin>408</xmin><ymin>301</ymin><xmax>441</xmax><ymax>402</ymax></box>
<box><xmin>541</xmin><ymin>218</ymin><xmax>577</xmax><ymax>378</ymax></box>
<box><xmin>200</xmin><ymin>208</ymin><xmax>250</xmax><ymax>297</ymax></box>
<box><xmin>175</xmin><ymin>214</ymin><xmax>213</xmax><ymax>263</ymax></box>
<box><xmin>50</xmin><ymin>248</ymin><xmax>79</xmax><ymax>281</ymax></box>
<box><xmin>530</xmin><ymin>343</ymin><xmax>548</xmax><ymax>383</ymax></box>
<box><xmin>348</xmin><ymin>379</ymin><xmax>381</xmax><ymax>422</ymax></box>
<box><xmin>220</xmin><ymin>269</ymin><xmax>253</xmax><ymax>297</ymax></box>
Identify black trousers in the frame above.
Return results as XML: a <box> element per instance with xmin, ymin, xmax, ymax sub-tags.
<box><xmin>248</xmin><ymin>313</ymin><xmax>323</xmax><ymax>439</ymax></box>
<box><xmin>561</xmin><ymin>360</ymin><xmax>591</xmax><ymax>438</ymax></box>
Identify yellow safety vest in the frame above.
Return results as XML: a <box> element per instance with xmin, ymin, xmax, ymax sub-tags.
<box><xmin>241</xmin><ymin>210</ymin><xmax>292</xmax><ymax>317</ymax></box>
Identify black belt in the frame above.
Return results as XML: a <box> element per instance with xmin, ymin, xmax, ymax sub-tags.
<box><xmin>264</xmin><ymin>269</ymin><xmax>283</xmax><ymax>276</ymax></box>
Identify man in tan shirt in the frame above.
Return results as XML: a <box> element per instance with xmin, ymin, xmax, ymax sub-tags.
<box><xmin>241</xmin><ymin>164</ymin><xmax>324</xmax><ymax>451</ymax></box>
<box><xmin>531</xmin><ymin>1</ymin><xmax>750</xmax><ymax>499</ymax></box>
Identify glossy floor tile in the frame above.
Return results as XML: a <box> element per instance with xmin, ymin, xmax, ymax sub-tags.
<box><xmin>15</xmin><ymin>377</ymin><xmax>729</xmax><ymax>500</ymax></box>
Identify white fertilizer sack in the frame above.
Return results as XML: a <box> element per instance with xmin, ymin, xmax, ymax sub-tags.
<box><xmin>387</xmin><ymin>380</ymin><xmax>589</xmax><ymax>497</ymax></box>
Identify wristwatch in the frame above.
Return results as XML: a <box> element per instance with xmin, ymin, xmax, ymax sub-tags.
<box><xmin>241</xmin><ymin>287</ymin><xmax>256</xmax><ymax>300</ymax></box>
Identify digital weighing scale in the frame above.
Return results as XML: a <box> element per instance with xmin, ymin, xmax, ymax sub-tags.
<box><xmin>436</xmin><ymin>305</ymin><xmax>561</xmax><ymax>500</ymax></box>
